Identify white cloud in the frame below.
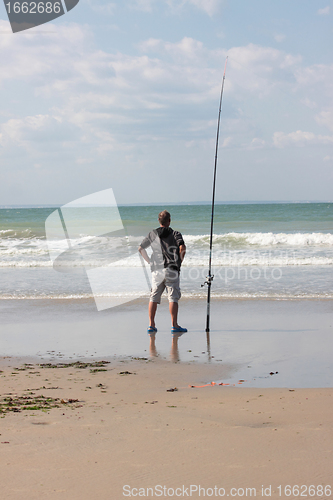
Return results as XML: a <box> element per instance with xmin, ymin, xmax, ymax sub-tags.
<box><xmin>216</xmin><ymin>31</ymin><xmax>226</xmax><ymax>39</ymax></box>
<box><xmin>138</xmin><ymin>41</ymin><xmax>304</xmax><ymax>99</ymax></box>
<box><xmin>249</xmin><ymin>138</ymin><xmax>266</xmax><ymax>149</ymax></box>
<box><xmin>227</xmin><ymin>43</ymin><xmax>301</xmax><ymax>70</ymax></box>
<box><xmin>224</xmin><ymin>44</ymin><xmax>302</xmax><ymax>99</ymax></box>
<box><xmin>316</xmin><ymin>109</ymin><xmax>333</xmax><ymax>132</ymax></box>
<box><xmin>138</xmin><ymin>38</ymin><xmax>162</xmax><ymax>52</ymax></box>
<box><xmin>165</xmin><ymin>37</ymin><xmax>204</xmax><ymax>59</ymax></box>
<box><xmin>294</xmin><ymin>63</ymin><xmax>333</xmax><ymax>87</ymax></box>
<box><xmin>130</xmin><ymin>0</ymin><xmax>222</xmax><ymax>15</ymax></box>
<box><xmin>294</xmin><ymin>64</ymin><xmax>333</xmax><ymax>124</ymax></box>
<box><xmin>130</xmin><ymin>0</ymin><xmax>156</xmax><ymax>12</ymax></box>
<box><xmin>280</xmin><ymin>53</ymin><xmax>303</xmax><ymax>68</ymax></box>
<box><xmin>185</xmin><ymin>0</ymin><xmax>222</xmax><ymax>16</ymax></box>
<box><xmin>188</xmin><ymin>119</ymin><xmax>216</xmax><ymax>132</ymax></box>
<box><xmin>323</xmin><ymin>155</ymin><xmax>333</xmax><ymax>162</ymax></box>
<box><xmin>0</xmin><ymin>114</ymin><xmax>72</xmax><ymax>152</ymax></box>
<box><xmin>140</xmin><ymin>36</ymin><xmax>206</xmax><ymax>63</ymax></box>
<box><xmin>274</xmin><ymin>34</ymin><xmax>286</xmax><ymax>43</ymax></box>
<box><xmin>0</xmin><ymin>21</ymin><xmax>89</xmax><ymax>86</ymax></box>
<box><xmin>166</xmin><ymin>0</ymin><xmax>222</xmax><ymax>16</ymax></box>
<box><xmin>86</xmin><ymin>0</ymin><xmax>116</xmax><ymax>15</ymax></box>
<box><xmin>228</xmin><ymin>44</ymin><xmax>280</xmax><ymax>69</ymax></box>
<box><xmin>317</xmin><ymin>6</ymin><xmax>330</xmax><ymax>15</ymax></box>
<box><xmin>273</xmin><ymin>130</ymin><xmax>333</xmax><ymax>148</ymax></box>
<box><xmin>301</xmin><ymin>98</ymin><xmax>317</xmax><ymax>109</ymax></box>
<box><xmin>222</xmin><ymin>137</ymin><xmax>232</xmax><ymax>148</ymax></box>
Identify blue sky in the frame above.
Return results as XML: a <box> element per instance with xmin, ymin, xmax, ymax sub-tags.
<box><xmin>0</xmin><ymin>0</ymin><xmax>332</xmax><ymax>205</ymax></box>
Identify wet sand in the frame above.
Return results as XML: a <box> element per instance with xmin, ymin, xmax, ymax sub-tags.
<box><xmin>1</xmin><ymin>297</ymin><xmax>333</xmax><ymax>387</ymax></box>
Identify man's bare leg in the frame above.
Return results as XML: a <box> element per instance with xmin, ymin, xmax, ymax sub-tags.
<box><xmin>169</xmin><ymin>301</ymin><xmax>179</xmax><ymax>328</ymax></box>
<box><xmin>149</xmin><ymin>301</ymin><xmax>158</xmax><ymax>328</ymax></box>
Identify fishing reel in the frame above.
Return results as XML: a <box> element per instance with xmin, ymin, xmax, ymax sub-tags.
<box><xmin>201</xmin><ymin>274</ymin><xmax>214</xmax><ymax>287</ymax></box>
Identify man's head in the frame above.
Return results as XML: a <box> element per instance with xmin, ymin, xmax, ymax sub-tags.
<box><xmin>158</xmin><ymin>210</ymin><xmax>171</xmax><ymax>227</ymax></box>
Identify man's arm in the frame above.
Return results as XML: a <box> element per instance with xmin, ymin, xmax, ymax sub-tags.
<box><xmin>138</xmin><ymin>245</ymin><xmax>151</xmax><ymax>264</ymax></box>
<box><xmin>179</xmin><ymin>244</ymin><xmax>186</xmax><ymax>262</ymax></box>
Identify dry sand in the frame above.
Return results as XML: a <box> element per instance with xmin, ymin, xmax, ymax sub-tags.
<box><xmin>0</xmin><ymin>356</ymin><xmax>332</xmax><ymax>500</ymax></box>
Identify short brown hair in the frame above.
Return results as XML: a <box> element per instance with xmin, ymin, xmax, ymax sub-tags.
<box><xmin>158</xmin><ymin>210</ymin><xmax>171</xmax><ymax>226</ymax></box>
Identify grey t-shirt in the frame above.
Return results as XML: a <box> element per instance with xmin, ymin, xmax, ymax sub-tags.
<box><xmin>140</xmin><ymin>227</ymin><xmax>185</xmax><ymax>272</ymax></box>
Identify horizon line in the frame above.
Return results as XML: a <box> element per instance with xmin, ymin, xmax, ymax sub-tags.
<box><xmin>1</xmin><ymin>200</ymin><xmax>332</xmax><ymax>208</ymax></box>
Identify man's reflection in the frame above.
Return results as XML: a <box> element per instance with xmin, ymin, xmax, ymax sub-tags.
<box><xmin>148</xmin><ymin>332</ymin><xmax>184</xmax><ymax>362</ymax></box>
<box><xmin>149</xmin><ymin>332</ymin><xmax>158</xmax><ymax>358</ymax></box>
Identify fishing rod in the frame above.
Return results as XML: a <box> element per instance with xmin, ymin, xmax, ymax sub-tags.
<box><xmin>202</xmin><ymin>57</ymin><xmax>228</xmax><ymax>334</ymax></box>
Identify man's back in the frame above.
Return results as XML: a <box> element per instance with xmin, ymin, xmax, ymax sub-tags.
<box><xmin>141</xmin><ymin>226</ymin><xmax>184</xmax><ymax>271</ymax></box>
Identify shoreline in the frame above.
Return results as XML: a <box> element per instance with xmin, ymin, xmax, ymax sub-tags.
<box><xmin>2</xmin><ymin>294</ymin><xmax>333</xmax><ymax>300</ymax></box>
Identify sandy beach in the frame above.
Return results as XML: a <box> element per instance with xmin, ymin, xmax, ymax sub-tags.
<box><xmin>0</xmin><ymin>355</ymin><xmax>332</xmax><ymax>499</ymax></box>
<box><xmin>1</xmin><ymin>297</ymin><xmax>333</xmax><ymax>499</ymax></box>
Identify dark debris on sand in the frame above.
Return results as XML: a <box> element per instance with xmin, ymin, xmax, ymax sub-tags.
<box><xmin>38</xmin><ymin>360</ymin><xmax>110</xmax><ymax>370</ymax></box>
<box><xmin>0</xmin><ymin>395</ymin><xmax>82</xmax><ymax>417</ymax></box>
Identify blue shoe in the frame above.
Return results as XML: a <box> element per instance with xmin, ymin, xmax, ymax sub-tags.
<box><xmin>171</xmin><ymin>326</ymin><xmax>187</xmax><ymax>333</ymax></box>
<box><xmin>147</xmin><ymin>326</ymin><xmax>157</xmax><ymax>334</ymax></box>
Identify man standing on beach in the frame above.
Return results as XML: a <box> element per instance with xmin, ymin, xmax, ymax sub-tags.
<box><xmin>138</xmin><ymin>210</ymin><xmax>187</xmax><ymax>334</ymax></box>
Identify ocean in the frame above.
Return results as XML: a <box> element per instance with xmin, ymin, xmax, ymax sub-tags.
<box><xmin>1</xmin><ymin>202</ymin><xmax>333</xmax><ymax>303</ymax></box>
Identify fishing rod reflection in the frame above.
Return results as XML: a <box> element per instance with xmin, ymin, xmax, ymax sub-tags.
<box><xmin>206</xmin><ymin>331</ymin><xmax>211</xmax><ymax>362</ymax></box>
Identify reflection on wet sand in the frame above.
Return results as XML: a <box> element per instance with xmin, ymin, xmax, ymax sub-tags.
<box><xmin>148</xmin><ymin>332</ymin><xmax>184</xmax><ymax>362</ymax></box>
<box><xmin>149</xmin><ymin>333</ymin><xmax>158</xmax><ymax>358</ymax></box>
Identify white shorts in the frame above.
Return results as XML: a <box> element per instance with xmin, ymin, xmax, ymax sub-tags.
<box><xmin>150</xmin><ymin>268</ymin><xmax>181</xmax><ymax>304</ymax></box>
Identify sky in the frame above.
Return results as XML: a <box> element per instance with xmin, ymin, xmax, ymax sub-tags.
<box><xmin>0</xmin><ymin>0</ymin><xmax>332</xmax><ymax>205</ymax></box>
